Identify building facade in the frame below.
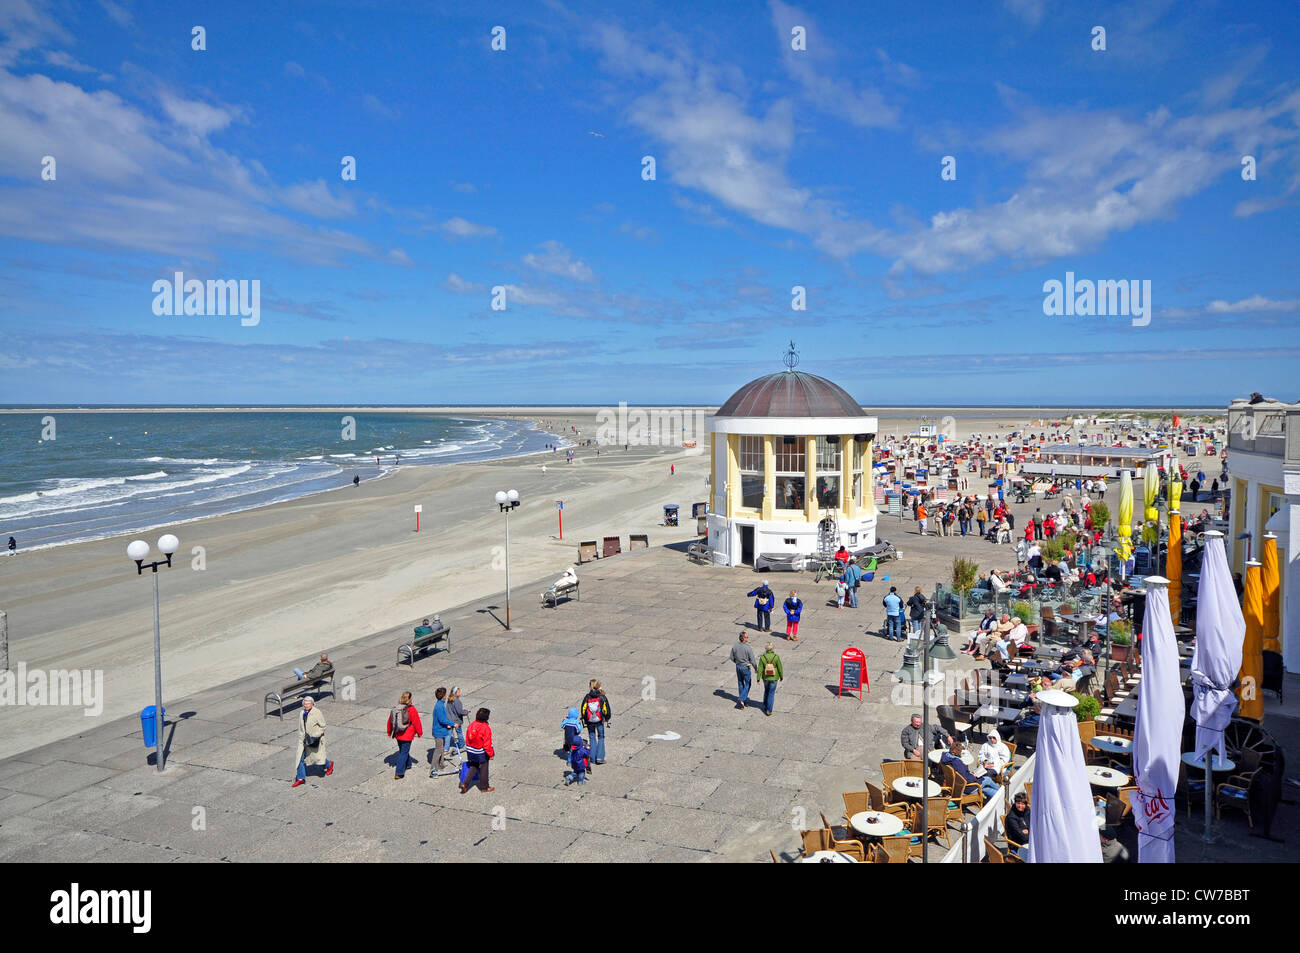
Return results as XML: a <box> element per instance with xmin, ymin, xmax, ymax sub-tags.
<box><xmin>706</xmin><ymin>369</ymin><xmax>878</xmax><ymax>567</ymax></box>
<box><xmin>1226</xmin><ymin>397</ymin><xmax>1298</xmax><ymax>672</ymax></box>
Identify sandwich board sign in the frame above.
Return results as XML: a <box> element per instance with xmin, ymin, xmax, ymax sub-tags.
<box><xmin>839</xmin><ymin>647</ymin><xmax>868</xmax><ymax>699</ymax></box>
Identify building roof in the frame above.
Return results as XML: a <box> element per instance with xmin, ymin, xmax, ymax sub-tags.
<box><xmin>715</xmin><ymin>371</ymin><xmax>868</xmax><ymax>419</ymax></box>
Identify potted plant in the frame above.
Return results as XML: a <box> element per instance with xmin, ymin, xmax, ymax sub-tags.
<box><xmin>1070</xmin><ymin>693</ymin><xmax>1101</xmax><ymax>723</ymax></box>
<box><xmin>1109</xmin><ymin>620</ymin><xmax>1132</xmax><ymax>661</ymax></box>
<box><xmin>951</xmin><ymin>556</ymin><xmax>979</xmax><ymax>618</ymax></box>
<box><xmin>1013</xmin><ymin>600</ymin><xmax>1034</xmax><ymax>624</ymax></box>
<box><xmin>1089</xmin><ymin>501</ymin><xmax>1110</xmax><ymax>535</ymax></box>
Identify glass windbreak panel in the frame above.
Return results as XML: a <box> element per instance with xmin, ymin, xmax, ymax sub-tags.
<box><xmin>816</xmin><ymin>475</ymin><xmax>841</xmax><ymax>509</ymax></box>
<box><xmin>738</xmin><ymin>435</ymin><xmax>764</xmax><ymax>472</ymax></box>
<box><xmin>817</xmin><ymin>439</ymin><xmax>841</xmax><ymax>471</ymax></box>
<box><xmin>776</xmin><ymin>476</ymin><xmax>805</xmax><ymax>510</ymax></box>
<box><xmin>775</xmin><ymin>437</ymin><xmax>804</xmax><ymax>473</ymax></box>
<box><xmin>741</xmin><ymin>474</ymin><xmax>764</xmax><ymax>509</ymax></box>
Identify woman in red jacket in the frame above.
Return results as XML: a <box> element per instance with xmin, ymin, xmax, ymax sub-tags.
<box><xmin>460</xmin><ymin>707</ymin><xmax>495</xmax><ymax>794</ymax></box>
<box><xmin>387</xmin><ymin>691</ymin><xmax>423</xmax><ymax>780</ymax></box>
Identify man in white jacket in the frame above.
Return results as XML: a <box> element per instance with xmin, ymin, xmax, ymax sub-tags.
<box><xmin>978</xmin><ymin>729</ymin><xmax>1010</xmax><ymax>782</ymax></box>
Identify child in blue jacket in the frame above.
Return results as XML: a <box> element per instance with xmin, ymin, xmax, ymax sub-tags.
<box><xmin>565</xmin><ymin>735</ymin><xmax>591</xmax><ymax>785</ymax></box>
<box><xmin>747</xmin><ymin>581</ymin><xmax>775</xmax><ymax>632</ymax></box>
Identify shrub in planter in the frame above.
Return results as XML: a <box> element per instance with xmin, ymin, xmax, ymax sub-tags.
<box><xmin>1071</xmin><ymin>693</ymin><xmax>1101</xmax><ymax>722</ymax></box>
<box><xmin>1013</xmin><ymin>600</ymin><xmax>1034</xmax><ymax>624</ymax></box>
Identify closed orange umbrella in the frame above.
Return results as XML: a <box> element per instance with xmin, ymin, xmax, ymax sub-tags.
<box><xmin>1261</xmin><ymin>533</ymin><xmax>1281</xmax><ymax>654</ymax></box>
<box><xmin>1238</xmin><ymin>561</ymin><xmax>1264</xmax><ymax>721</ymax></box>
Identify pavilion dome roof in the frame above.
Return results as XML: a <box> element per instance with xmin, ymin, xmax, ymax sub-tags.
<box><xmin>715</xmin><ymin>370</ymin><xmax>868</xmax><ymax>419</ymax></box>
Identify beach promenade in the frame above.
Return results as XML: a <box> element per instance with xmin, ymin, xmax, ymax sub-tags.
<box><xmin>2</xmin><ymin>510</ymin><xmax>1295</xmax><ymax>863</ymax></box>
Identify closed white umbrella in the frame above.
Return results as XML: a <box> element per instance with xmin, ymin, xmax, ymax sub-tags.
<box><xmin>1028</xmin><ymin>689</ymin><xmax>1103</xmax><ymax>863</ymax></box>
<box><xmin>1191</xmin><ymin>531</ymin><xmax>1245</xmax><ymax>840</ymax></box>
<box><xmin>1132</xmin><ymin>576</ymin><xmax>1182</xmax><ymax>862</ymax></box>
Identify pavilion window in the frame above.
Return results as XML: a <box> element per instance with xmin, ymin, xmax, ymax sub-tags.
<box><xmin>816</xmin><ymin>475</ymin><xmax>840</xmax><ymax>509</ymax></box>
<box><xmin>775</xmin><ymin>437</ymin><xmax>805</xmax><ymax>473</ymax></box>
<box><xmin>741</xmin><ymin>474</ymin><xmax>764</xmax><ymax>509</ymax></box>
<box><xmin>777</xmin><ymin>476</ymin><xmax>805</xmax><ymax>510</ymax></box>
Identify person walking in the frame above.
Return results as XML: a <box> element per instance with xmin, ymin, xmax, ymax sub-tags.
<box><xmin>906</xmin><ymin>587</ymin><xmax>928</xmax><ymax>637</ymax></box>
<box><xmin>747</xmin><ymin>580</ymin><xmax>775</xmax><ymax>632</ymax></box>
<box><xmin>580</xmin><ymin>679</ymin><xmax>611</xmax><ymax>764</ymax></box>
<box><xmin>834</xmin><ymin>574</ymin><xmax>848</xmax><ymax>608</ymax></box>
<box><xmin>782</xmin><ymin>590</ymin><xmax>803</xmax><ymax>642</ymax></box>
<box><xmin>447</xmin><ymin>686</ymin><xmax>469</xmax><ymax>753</ymax></box>
<box><xmin>729</xmin><ymin>631</ymin><xmax>760</xmax><ymax>710</ymax></box>
<box><xmin>429</xmin><ymin>687</ymin><xmax>458</xmax><ymax>776</ymax></box>
<box><xmin>386</xmin><ymin>691</ymin><xmax>423</xmax><ymax>780</ymax></box>
<box><xmin>843</xmin><ymin>559</ymin><xmax>862</xmax><ymax>608</ymax></box>
<box><xmin>757</xmin><ymin>641</ymin><xmax>784</xmax><ymax>717</ymax></box>
<box><xmin>291</xmin><ymin>696</ymin><xmax>332</xmax><ymax>788</ymax></box>
<box><xmin>917</xmin><ymin>502</ymin><xmax>928</xmax><ymax>536</ymax></box>
<box><xmin>882</xmin><ymin>586</ymin><xmax>904</xmax><ymax>641</ymax></box>
<box><xmin>6</xmin><ymin>535</ymin><xmax>15</xmax><ymax>556</ymax></box>
<box><xmin>460</xmin><ymin>708</ymin><xmax>495</xmax><ymax>794</ymax></box>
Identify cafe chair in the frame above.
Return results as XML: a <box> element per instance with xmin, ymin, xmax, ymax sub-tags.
<box><xmin>1176</xmin><ymin>764</ymin><xmax>1206</xmax><ymax>818</ymax></box>
<box><xmin>865</xmin><ymin>781</ymin><xmax>910</xmax><ymax>818</ymax></box>
<box><xmin>770</xmin><ymin>849</ymin><xmax>781</xmax><ymax>863</ymax></box>
<box><xmin>879</xmin><ymin>833</ymin><xmax>917</xmax><ymax>863</ymax></box>
<box><xmin>868</xmin><ymin>843</ymin><xmax>893</xmax><ymax>863</ymax></box>
<box><xmin>842</xmin><ymin>791</ymin><xmax>871</xmax><ymax>825</ymax></box>
<box><xmin>800</xmin><ymin>827</ymin><xmax>833</xmax><ymax>856</ymax></box>
<box><xmin>1215</xmin><ymin>750</ymin><xmax>1264</xmax><ymax>828</ymax></box>
<box><xmin>984</xmin><ymin>837</ymin><xmax>1007</xmax><ymax>863</ymax></box>
<box><xmin>921</xmin><ymin>797</ymin><xmax>954</xmax><ymax>847</ymax></box>
<box><xmin>944</xmin><ymin>764</ymin><xmax>984</xmax><ymax>816</ymax></box>
<box><xmin>820</xmin><ymin>812</ymin><xmax>866</xmax><ymax>860</ymax></box>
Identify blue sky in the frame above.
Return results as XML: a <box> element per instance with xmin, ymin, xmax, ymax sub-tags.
<box><xmin>0</xmin><ymin>0</ymin><xmax>1297</xmax><ymax>405</ymax></box>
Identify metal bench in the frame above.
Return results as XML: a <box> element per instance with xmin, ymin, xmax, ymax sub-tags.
<box><xmin>542</xmin><ymin>580</ymin><xmax>580</xmax><ymax>607</ymax></box>
<box><xmin>687</xmin><ymin>541</ymin><xmax>713</xmax><ymax>564</ymax></box>
<box><xmin>264</xmin><ymin>668</ymin><xmax>335</xmax><ymax>718</ymax></box>
<box><xmin>398</xmin><ymin>621</ymin><xmax>451</xmax><ymax>667</ymax></box>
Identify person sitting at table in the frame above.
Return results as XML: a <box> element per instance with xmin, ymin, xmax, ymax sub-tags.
<box><xmin>978</xmin><ymin>729</ymin><xmax>1011</xmax><ymax>782</ymax></box>
<box><xmin>900</xmin><ymin>712</ymin><xmax>952</xmax><ymax>761</ymax></box>
<box><xmin>943</xmin><ymin>742</ymin><xmax>999</xmax><ymax>802</ymax></box>
<box><xmin>1042</xmin><ymin>561</ymin><xmax>1064</xmax><ymax>585</ymax></box>
<box><xmin>963</xmin><ymin>609</ymin><xmax>999</xmax><ymax>655</ymax></box>
<box><xmin>1007</xmin><ymin>617</ymin><xmax>1029</xmax><ymax>650</ymax></box>
<box><xmin>1005</xmin><ymin>791</ymin><xmax>1031</xmax><ymax>858</ymax></box>
<box><xmin>989</xmin><ymin>570</ymin><xmax>1010</xmax><ymax>596</ymax></box>
<box><xmin>977</xmin><ymin>614</ymin><xmax>1013</xmax><ymax>658</ymax></box>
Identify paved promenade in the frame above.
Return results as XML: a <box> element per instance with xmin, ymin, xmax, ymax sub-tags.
<box><xmin>2</xmin><ymin>496</ymin><xmax>1295</xmax><ymax>862</ymax></box>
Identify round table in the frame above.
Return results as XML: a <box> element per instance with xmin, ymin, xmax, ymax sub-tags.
<box><xmin>1180</xmin><ymin>752</ymin><xmax>1236</xmax><ymax>773</ymax></box>
<box><xmin>1086</xmin><ymin>765</ymin><xmax>1130</xmax><ymax>789</ymax></box>
<box><xmin>892</xmin><ymin>777</ymin><xmax>941</xmax><ymax>799</ymax></box>
<box><xmin>928</xmin><ymin>749</ymin><xmax>976</xmax><ymax>766</ymax></box>
<box><xmin>850</xmin><ymin>811</ymin><xmax>905</xmax><ymax>838</ymax></box>
<box><xmin>801</xmin><ymin>850</ymin><xmax>859</xmax><ymax>863</ymax></box>
<box><xmin>1089</xmin><ymin>735</ymin><xmax>1133</xmax><ymax>756</ymax></box>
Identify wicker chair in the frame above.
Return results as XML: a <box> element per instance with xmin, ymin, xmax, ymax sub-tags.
<box><xmin>921</xmin><ymin>796</ymin><xmax>953</xmax><ymax>847</ymax></box>
<box><xmin>984</xmin><ymin>837</ymin><xmax>1006</xmax><ymax>863</ymax></box>
<box><xmin>868</xmin><ymin>843</ymin><xmax>892</xmax><ymax>863</ymax></box>
<box><xmin>865</xmin><ymin>781</ymin><xmax>910</xmax><ymax>818</ymax></box>
<box><xmin>819</xmin><ymin>811</ymin><xmax>867</xmax><ymax>860</ymax></box>
<box><xmin>842</xmin><ymin>791</ymin><xmax>871</xmax><ymax>824</ymax></box>
<box><xmin>944</xmin><ymin>763</ymin><xmax>984</xmax><ymax>815</ymax></box>
<box><xmin>881</xmin><ymin>759</ymin><xmax>911</xmax><ymax>794</ymax></box>
<box><xmin>880</xmin><ymin>832</ymin><xmax>918</xmax><ymax>862</ymax></box>
<box><xmin>801</xmin><ymin>827</ymin><xmax>832</xmax><ymax>855</ymax></box>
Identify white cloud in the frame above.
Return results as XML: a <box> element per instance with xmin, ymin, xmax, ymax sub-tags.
<box><xmin>158</xmin><ymin>92</ymin><xmax>240</xmax><ymax>137</ymax></box>
<box><xmin>1001</xmin><ymin>0</ymin><xmax>1044</xmax><ymax>27</ymax></box>
<box><xmin>280</xmin><ymin>179</ymin><xmax>356</xmax><ymax>218</ymax></box>
<box><xmin>362</xmin><ymin>93</ymin><xmax>399</xmax><ymax>121</ymax></box>
<box><xmin>444</xmin><ymin>273</ymin><xmax>484</xmax><ymax>294</ymax></box>
<box><xmin>523</xmin><ymin>240</ymin><xmax>595</xmax><ymax>282</ymax></box>
<box><xmin>439</xmin><ymin>216</ymin><xmax>497</xmax><ymax>239</ymax></box>
<box><xmin>1206</xmin><ymin>295</ymin><xmax>1298</xmax><ymax>314</ymax></box>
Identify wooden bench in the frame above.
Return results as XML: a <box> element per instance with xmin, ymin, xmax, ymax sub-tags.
<box><xmin>398</xmin><ymin>621</ymin><xmax>451</xmax><ymax>667</ymax></box>
<box><xmin>542</xmin><ymin>580</ymin><xmax>580</xmax><ymax>607</ymax></box>
<box><xmin>687</xmin><ymin>541</ymin><xmax>712</xmax><ymax>564</ymax></box>
<box><xmin>264</xmin><ymin>667</ymin><xmax>335</xmax><ymax>718</ymax></box>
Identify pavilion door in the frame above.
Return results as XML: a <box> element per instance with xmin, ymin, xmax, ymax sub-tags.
<box><xmin>740</xmin><ymin>525</ymin><xmax>755</xmax><ymax>566</ymax></box>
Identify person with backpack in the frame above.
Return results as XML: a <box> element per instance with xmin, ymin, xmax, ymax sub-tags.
<box><xmin>746</xmin><ymin>580</ymin><xmax>775</xmax><ymax>632</ymax></box>
<box><xmin>460</xmin><ymin>708</ymin><xmax>495</xmax><ymax>794</ymax></box>
<box><xmin>386</xmin><ymin>691</ymin><xmax>423</xmax><ymax>780</ymax></box>
<box><xmin>782</xmin><ymin>590</ymin><xmax>802</xmax><ymax>642</ymax></box>
<box><xmin>565</xmin><ymin>733</ymin><xmax>591</xmax><ymax>785</ymax></box>
<box><xmin>757</xmin><ymin>641</ymin><xmax>784</xmax><ymax>717</ymax></box>
<box><xmin>906</xmin><ymin>587</ymin><xmax>929</xmax><ymax>638</ymax></box>
<box><xmin>291</xmin><ymin>696</ymin><xmax>332</xmax><ymax>788</ymax></box>
<box><xmin>428</xmin><ymin>687</ymin><xmax>458</xmax><ymax>777</ymax></box>
<box><xmin>843</xmin><ymin>559</ymin><xmax>862</xmax><ymax>607</ymax></box>
<box><xmin>447</xmin><ymin>685</ymin><xmax>469</xmax><ymax>753</ymax></box>
<box><xmin>580</xmin><ymin>679</ymin><xmax>611</xmax><ymax>765</ymax></box>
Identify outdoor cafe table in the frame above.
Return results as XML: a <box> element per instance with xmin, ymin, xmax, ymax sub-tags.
<box><xmin>802</xmin><ymin>850</ymin><xmax>859</xmax><ymax>863</ymax></box>
<box><xmin>1036</xmin><ymin>645</ymin><xmax>1068</xmax><ymax>660</ymax></box>
<box><xmin>1004</xmin><ymin>673</ymin><xmax>1029</xmax><ymax>689</ymax></box>
<box><xmin>1089</xmin><ymin>735</ymin><xmax>1133</xmax><ymax>757</ymax></box>
<box><xmin>977</xmin><ymin>688</ymin><xmax>1029</xmax><ymax>708</ymax></box>
<box><xmin>974</xmin><ymin>705</ymin><xmax>1020</xmax><ymax>729</ymax></box>
<box><xmin>929</xmin><ymin>748</ymin><xmax>976</xmax><ymax>767</ymax></box>
<box><xmin>1086</xmin><ymin>765</ymin><xmax>1130</xmax><ymax>789</ymax></box>
<box><xmin>850</xmin><ymin>811</ymin><xmax>905</xmax><ymax>838</ymax></box>
<box><xmin>892</xmin><ymin>777</ymin><xmax>941</xmax><ymax>799</ymax></box>
<box><xmin>1111</xmin><ymin>692</ymin><xmax>1139</xmax><ymax>723</ymax></box>
<box><xmin>1181</xmin><ymin>752</ymin><xmax>1236</xmax><ymax>774</ymax></box>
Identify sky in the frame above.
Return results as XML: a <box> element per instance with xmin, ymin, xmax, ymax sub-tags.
<box><xmin>0</xmin><ymin>0</ymin><xmax>1298</xmax><ymax>406</ymax></box>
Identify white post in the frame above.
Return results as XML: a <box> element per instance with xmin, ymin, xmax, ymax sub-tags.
<box><xmin>153</xmin><ymin>571</ymin><xmax>165</xmax><ymax>772</ymax></box>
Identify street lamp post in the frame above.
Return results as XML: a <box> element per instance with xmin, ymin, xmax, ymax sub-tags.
<box><xmin>494</xmin><ymin>489</ymin><xmax>520</xmax><ymax>630</ymax></box>
<box><xmin>128</xmin><ymin>533</ymin><xmax>179</xmax><ymax>772</ymax></box>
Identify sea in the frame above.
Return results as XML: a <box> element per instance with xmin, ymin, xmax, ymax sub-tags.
<box><xmin>0</xmin><ymin>410</ymin><xmax>561</xmax><ymax>551</ymax></box>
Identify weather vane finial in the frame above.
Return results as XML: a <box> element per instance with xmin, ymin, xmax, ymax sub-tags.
<box><xmin>783</xmin><ymin>340</ymin><xmax>799</xmax><ymax>371</ymax></box>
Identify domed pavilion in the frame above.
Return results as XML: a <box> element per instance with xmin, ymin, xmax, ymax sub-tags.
<box><xmin>706</xmin><ymin>347</ymin><xmax>878</xmax><ymax>567</ymax></box>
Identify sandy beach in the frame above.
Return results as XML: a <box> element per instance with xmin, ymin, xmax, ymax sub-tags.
<box><xmin>0</xmin><ymin>407</ymin><xmax>1220</xmax><ymax>760</ymax></box>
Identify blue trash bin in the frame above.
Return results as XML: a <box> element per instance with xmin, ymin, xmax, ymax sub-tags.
<box><xmin>141</xmin><ymin>706</ymin><xmax>165</xmax><ymax>747</ymax></box>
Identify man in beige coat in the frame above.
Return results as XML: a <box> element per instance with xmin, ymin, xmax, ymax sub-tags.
<box><xmin>292</xmin><ymin>696</ymin><xmax>333</xmax><ymax>788</ymax></box>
